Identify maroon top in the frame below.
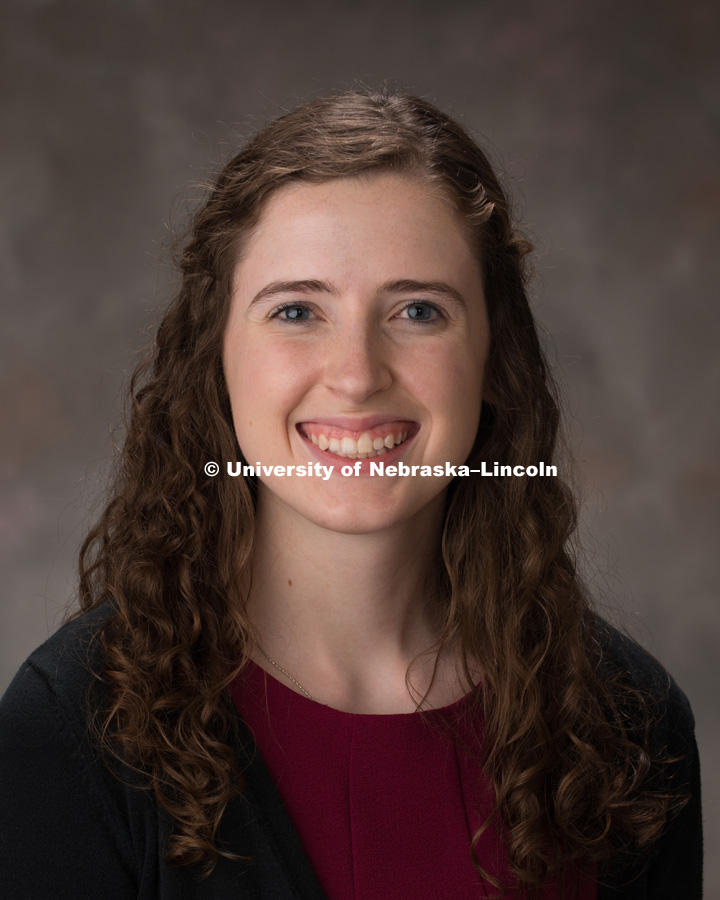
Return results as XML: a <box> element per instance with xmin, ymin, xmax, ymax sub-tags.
<box><xmin>232</xmin><ymin>660</ymin><xmax>596</xmax><ymax>900</ymax></box>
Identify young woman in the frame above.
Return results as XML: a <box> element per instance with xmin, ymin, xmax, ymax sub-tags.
<box><xmin>0</xmin><ymin>89</ymin><xmax>702</xmax><ymax>899</ymax></box>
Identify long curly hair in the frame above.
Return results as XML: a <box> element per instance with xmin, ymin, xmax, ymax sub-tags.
<box><xmin>70</xmin><ymin>88</ymin><xmax>686</xmax><ymax>894</ymax></box>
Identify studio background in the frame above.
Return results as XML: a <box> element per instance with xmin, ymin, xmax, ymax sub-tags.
<box><xmin>2</xmin><ymin>0</ymin><xmax>718</xmax><ymax>893</ymax></box>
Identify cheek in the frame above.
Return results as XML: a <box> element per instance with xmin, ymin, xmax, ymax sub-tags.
<box><xmin>408</xmin><ymin>342</ymin><xmax>484</xmax><ymax>416</ymax></box>
<box><xmin>225</xmin><ymin>335</ymin><xmax>315</xmax><ymax>424</ymax></box>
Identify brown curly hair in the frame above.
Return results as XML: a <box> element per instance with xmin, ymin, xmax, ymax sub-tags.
<box><xmin>70</xmin><ymin>87</ymin><xmax>686</xmax><ymax>895</ymax></box>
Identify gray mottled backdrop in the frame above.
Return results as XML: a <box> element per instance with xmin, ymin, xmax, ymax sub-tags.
<box><xmin>2</xmin><ymin>0</ymin><xmax>718</xmax><ymax>892</ymax></box>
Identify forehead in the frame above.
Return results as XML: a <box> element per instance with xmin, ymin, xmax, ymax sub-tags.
<box><xmin>235</xmin><ymin>173</ymin><xmax>480</xmax><ymax>286</ymax></box>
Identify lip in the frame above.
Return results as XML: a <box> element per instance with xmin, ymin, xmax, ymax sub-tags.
<box><xmin>295</xmin><ymin>418</ymin><xmax>419</xmax><ymax>475</ymax></box>
<box><xmin>298</xmin><ymin>415</ymin><xmax>417</xmax><ymax>434</ymax></box>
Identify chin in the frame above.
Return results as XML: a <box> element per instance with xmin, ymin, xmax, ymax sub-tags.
<box><xmin>312</xmin><ymin>511</ymin><xmax>402</xmax><ymax>536</ymax></box>
<box><xmin>301</xmin><ymin>490</ymin><xmax>445</xmax><ymax>536</ymax></box>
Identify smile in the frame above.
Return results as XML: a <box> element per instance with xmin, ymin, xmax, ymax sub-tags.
<box><xmin>298</xmin><ymin>420</ymin><xmax>415</xmax><ymax>460</ymax></box>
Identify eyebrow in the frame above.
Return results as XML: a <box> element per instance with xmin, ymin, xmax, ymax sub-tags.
<box><xmin>249</xmin><ymin>278</ymin><xmax>467</xmax><ymax>307</ymax></box>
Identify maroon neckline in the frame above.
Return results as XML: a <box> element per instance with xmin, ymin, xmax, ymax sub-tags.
<box><xmin>243</xmin><ymin>655</ymin><xmax>478</xmax><ymax>720</ymax></box>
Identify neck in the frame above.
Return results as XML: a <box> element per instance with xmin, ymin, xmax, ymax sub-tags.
<box><xmin>244</xmin><ymin>488</ymin><xmax>459</xmax><ymax>712</ymax></box>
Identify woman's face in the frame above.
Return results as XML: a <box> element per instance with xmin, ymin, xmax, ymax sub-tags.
<box><xmin>223</xmin><ymin>174</ymin><xmax>490</xmax><ymax>535</ymax></box>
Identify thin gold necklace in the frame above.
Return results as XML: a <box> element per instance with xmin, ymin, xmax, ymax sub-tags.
<box><xmin>258</xmin><ymin>646</ymin><xmax>317</xmax><ymax>702</ymax></box>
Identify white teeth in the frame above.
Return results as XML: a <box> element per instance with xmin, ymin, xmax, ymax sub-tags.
<box><xmin>357</xmin><ymin>432</ymin><xmax>373</xmax><ymax>454</ymax></box>
<box><xmin>304</xmin><ymin>428</ymin><xmax>410</xmax><ymax>458</ymax></box>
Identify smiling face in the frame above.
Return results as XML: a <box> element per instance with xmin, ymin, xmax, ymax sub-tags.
<box><xmin>222</xmin><ymin>173</ymin><xmax>490</xmax><ymax>535</ymax></box>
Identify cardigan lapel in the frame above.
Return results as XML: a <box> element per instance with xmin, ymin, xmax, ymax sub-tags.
<box><xmin>232</xmin><ymin>716</ymin><xmax>329</xmax><ymax>900</ymax></box>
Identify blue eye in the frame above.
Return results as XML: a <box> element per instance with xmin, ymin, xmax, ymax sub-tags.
<box><xmin>271</xmin><ymin>303</ymin><xmax>313</xmax><ymax>322</ymax></box>
<box><xmin>402</xmin><ymin>302</ymin><xmax>442</xmax><ymax>322</ymax></box>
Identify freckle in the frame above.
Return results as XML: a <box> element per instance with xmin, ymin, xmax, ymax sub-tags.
<box><xmin>288</xmin><ymin>579</ymin><xmax>292</xmax><ymax>586</ymax></box>
<box><xmin>249</xmin><ymin>420</ymin><xmax>253</xmax><ymax>426</ymax></box>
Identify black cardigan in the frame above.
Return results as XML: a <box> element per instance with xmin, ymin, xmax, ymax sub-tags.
<box><xmin>0</xmin><ymin>604</ymin><xmax>702</xmax><ymax>899</ymax></box>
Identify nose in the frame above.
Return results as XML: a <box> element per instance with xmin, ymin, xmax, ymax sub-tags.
<box><xmin>321</xmin><ymin>321</ymin><xmax>392</xmax><ymax>404</ymax></box>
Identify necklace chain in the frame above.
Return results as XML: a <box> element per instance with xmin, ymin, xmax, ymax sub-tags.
<box><xmin>258</xmin><ymin>647</ymin><xmax>317</xmax><ymax>702</ymax></box>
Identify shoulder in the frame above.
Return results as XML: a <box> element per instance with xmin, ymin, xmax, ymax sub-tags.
<box><xmin>0</xmin><ymin>603</ymin><xmax>113</xmax><ymax>731</ymax></box>
<box><xmin>590</xmin><ymin>619</ymin><xmax>703</xmax><ymax>897</ymax></box>
<box><xmin>591</xmin><ymin>615</ymin><xmax>695</xmax><ymax>752</ymax></box>
<box><xmin>0</xmin><ymin>604</ymin><xmax>151</xmax><ymax>896</ymax></box>
<box><xmin>0</xmin><ymin>602</ymin><xmax>122</xmax><ymax>793</ymax></box>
